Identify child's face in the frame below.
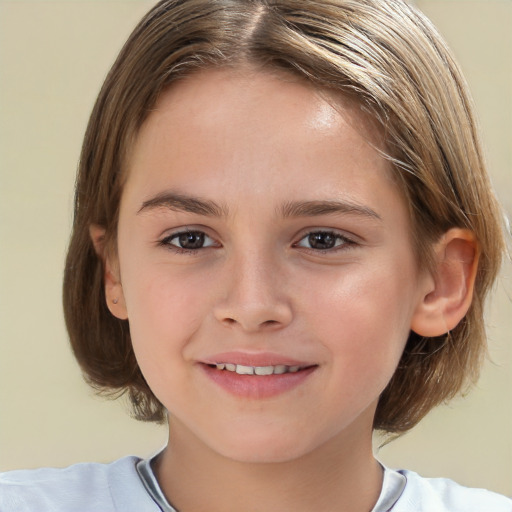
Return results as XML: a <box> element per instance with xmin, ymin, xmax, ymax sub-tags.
<box><xmin>109</xmin><ymin>68</ymin><xmax>433</xmax><ymax>462</ymax></box>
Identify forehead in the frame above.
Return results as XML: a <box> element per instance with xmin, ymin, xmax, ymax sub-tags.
<box><xmin>120</xmin><ymin>65</ymin><xmax>416</xmax><ymax>255</ymax></box>
<box><xmin>126</xmin><ymin>66</ymin><xmax>394</xmax><ymax>194</ymax></box>
<box><xmin>156</xmin><ymin>66</ymin><xmax>386</xmax><ymax>144</ymax></box>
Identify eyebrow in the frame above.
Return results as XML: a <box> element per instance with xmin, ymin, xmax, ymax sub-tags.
<box><xmin>138</xmin><ymin>192</ymin><xmax>228</xmax><ymax>217</ymax></box>
<box><xmin>138</xmin><ymin>191</ymin><xmax>381</xmax><ymax>221</ymax></box>
<box><xmin>280</xmin><ymin>199</ymin><xmax>381</xmax><ymax>221</ymax></box>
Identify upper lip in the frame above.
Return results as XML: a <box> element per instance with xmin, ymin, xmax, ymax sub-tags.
<box><xmin>200</xmin><ymin>351</ymin><xmax>314</xmax><ymax>368</ymax></box>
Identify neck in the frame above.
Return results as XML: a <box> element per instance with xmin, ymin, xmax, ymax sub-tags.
<box><xmin>154</xmin><ymin>418</ymin><xmax>383</xmax><ymax>512</ymax></box>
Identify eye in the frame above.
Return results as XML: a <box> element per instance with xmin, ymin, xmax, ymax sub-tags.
<box><xmin>295</xmin><ymin>231</ymin><xmax>353</xmax><ymax>251</ymax></box>
<box><xmin>161</xmin><ymin>230</ymin><xmax>217</xmax><ymax>251</ymax></box>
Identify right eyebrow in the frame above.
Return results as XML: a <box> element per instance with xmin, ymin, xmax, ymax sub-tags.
<box><xmin>137</xmin><ymin>192</ymin><xmax>228</xmax><ymax>217</ymax></box>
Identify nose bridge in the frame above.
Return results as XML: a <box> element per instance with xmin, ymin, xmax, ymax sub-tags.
<box><xmin>236</xmin><ymin>249</ymin><xmax>277</xmax><ymax>302</ymax></box>
<box><xmin>214</xmin><ymin>244</ymin><xmax>292</xmax><ymax>331</ymax></box>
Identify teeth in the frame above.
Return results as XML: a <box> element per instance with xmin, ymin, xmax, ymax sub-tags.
<box><xmin>214</xmin><ymin>363</ymin><xmax>305</xmax><ymax>375</ymax></box>
<box><xmin>254</xmin><ymin>366</ymin><xmax>274</xmax><ymax>376</ymax></box>
<box><xmin>235</xmin><ymin>365</ymin><xmax>254</xmax><ymax>375</ymax></box>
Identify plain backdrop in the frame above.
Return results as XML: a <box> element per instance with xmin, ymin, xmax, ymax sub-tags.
<box><xmin>0</xmin><ymin>0</ymin><xmax>511</xmax><ymax>496</ymax></box>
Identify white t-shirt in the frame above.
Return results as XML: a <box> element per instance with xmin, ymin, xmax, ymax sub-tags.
<box><xmin>0</xmin><ymin>455</ymin><xmax>510</xmax><ymax>511</ymax></box>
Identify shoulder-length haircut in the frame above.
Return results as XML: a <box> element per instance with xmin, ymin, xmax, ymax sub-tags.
<box><xmin>63</xmin><ymin>0</ymin><xmax>505</xmax><ymax>431</ymax></box>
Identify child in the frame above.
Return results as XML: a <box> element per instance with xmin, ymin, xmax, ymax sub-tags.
<box><xmin>1</xmin><ymin>0</ymin><xmax>510</xmax><ymax>510</ymax></box>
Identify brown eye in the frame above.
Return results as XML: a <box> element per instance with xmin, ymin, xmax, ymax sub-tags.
<box><xmin>162</xmin><ymin>230</ymin><xmax>217</xmax><ymax>251</ymax></box>
<box><xmin>175</xmin><ymin>231</ymin><xmax>205</xmax><ymax>249</ymax></box>
<box><xmin>307</xmin><ymin>232</ymin><xmax>336</xmax><ymax>250</ymax></box>
<box><xmin>295</xmin><ymin>231</ymin><xmax>353</xmax><ymax>251</ymax></box>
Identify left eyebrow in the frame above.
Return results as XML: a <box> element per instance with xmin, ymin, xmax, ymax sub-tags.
<box><xmin>279</xmin><ymin>199</ymin><xmax>382</xmax><ymax>221</ymax></box>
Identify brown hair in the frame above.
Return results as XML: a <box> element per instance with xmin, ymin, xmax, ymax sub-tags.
<box><xmin>63</xmin><ymin>0</ymin><xmax>505</xmax><ymax>431</ymax></box>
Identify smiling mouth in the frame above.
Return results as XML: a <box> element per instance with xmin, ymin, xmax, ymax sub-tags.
<box><xmin>201</xmin><ymin>361</ymin><xmax>318</xmax><ymax>398</ymax></box>
<box><xmin>207</xmin><ymin>363</ymin><xmax>314</xmax><ymax>376</ymax></box>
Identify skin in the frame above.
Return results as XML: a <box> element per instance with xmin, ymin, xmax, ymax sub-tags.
<box><xmin>93</xmin><ymin>67</ymin><xmax>478</xmax><ymax>512</ymax></box>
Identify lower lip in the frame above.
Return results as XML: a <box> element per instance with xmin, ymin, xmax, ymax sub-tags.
<box><xmin>199</xmin><ymin>364</ymin><xmax>317</xmax><ymax>399</ymax></box>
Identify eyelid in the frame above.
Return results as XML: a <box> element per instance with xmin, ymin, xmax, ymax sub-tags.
<box><xmin>158</xmin><ymin>224</ymin><xmax>216</xmax><ymax>241</ymax></box>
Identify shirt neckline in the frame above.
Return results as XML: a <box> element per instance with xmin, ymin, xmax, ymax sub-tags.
<box><xmin>136</xmin><ymin>456</ymin><xmax>177</xmax><ymax>512</ymax></box>
<box><xmin>135</xmin><ymin>454</ymin><xmax>406</xmax><ymax>512</ymax></box>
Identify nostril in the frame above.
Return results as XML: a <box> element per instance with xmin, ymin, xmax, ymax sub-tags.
<box><xmin>220</xmin><ymin>317</ymin><xmax>281</xmax><ymax>329</ymax></box>
<box><xmin>214</xmin><ymin>301</ymin><xmax>293</xmax><ymax>331</ymax></box>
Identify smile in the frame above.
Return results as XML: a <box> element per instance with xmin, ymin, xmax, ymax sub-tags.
<box><xmin>201</xmin><ymin>361</ymin><xmax>317</xmax><ymax>399</ymax></box>
<box><xmin>212</xmin><ymin>363</ymin><xmax>304</xmax><ymax>375</ymax></box>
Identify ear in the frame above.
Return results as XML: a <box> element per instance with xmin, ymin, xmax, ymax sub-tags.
<box><xmin>411</xmin><ymin>228</ymin><xmax>479</xmax><ymax>337</ymax></box>
<box><xmin>89</xmin><ymin>224</ymin><xmax>128</xmax><ymax>320</ymax></box>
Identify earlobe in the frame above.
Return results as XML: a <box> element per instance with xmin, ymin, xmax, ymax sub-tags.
<box><xmin>411</xmin><ymin>229</ymin><xmax>479</xmax><ymax>337</ymax></box>
<box><xmin>89</xmin><ymin>224</ymin><xmax>128</xmax><ymax>320</ymax></box>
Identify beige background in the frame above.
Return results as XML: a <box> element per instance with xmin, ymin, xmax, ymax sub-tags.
<box><xmin>0</xmin><ymin>0</ymin><xmax>511</xmax><ymax>497</ymax></box>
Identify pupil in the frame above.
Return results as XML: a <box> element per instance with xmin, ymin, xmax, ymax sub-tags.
<box><xmin>179</xmin><ymin>232</ymin><xmax>204</xmax><ymax>249</ymax></box>
<box><xmin>309</xmin><ymin>232</ymin><xmax>335</xmax><ymax>250</ymax></box>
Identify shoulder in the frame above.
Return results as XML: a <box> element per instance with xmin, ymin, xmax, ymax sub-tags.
<box><xmin>394</xmin><ymin>469</ymin><xmax>512</xmax><ymax>512</ymax></box>
<box><xmin>0</xmin><ymin>456</ymin><xmax>160</xmax><ymax>512</ymax></box>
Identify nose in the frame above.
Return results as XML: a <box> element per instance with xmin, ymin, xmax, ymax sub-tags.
<box><xmin>213</xmin><ymin>251</ymin><xmax>293</xmax><ymax>332</ymax></box>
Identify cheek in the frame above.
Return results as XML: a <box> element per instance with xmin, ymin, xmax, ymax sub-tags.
<box><xmin>121</xmin><ymin>262</ymin><xmax>213</xmax><ymax>363</ymax></box>
<box><xmin>300</xmin><ymin>260</ymin><xmax>417</xmax><ymax>381</ymax></box>
<box><xmin>120</xmin><ymin>264</ymin><xmax>216</xmax><ymax>410</ymax></box>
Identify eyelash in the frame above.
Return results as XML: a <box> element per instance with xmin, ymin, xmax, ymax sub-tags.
<box><xmin>159</xmin><ymin>229</ymin><xmax>357</xmax><ymax>255</ymax></box>
<box><xmin>159</xmin><ymin>230</ymin><xmax>218</xmax><ymax>255</ymax></box>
